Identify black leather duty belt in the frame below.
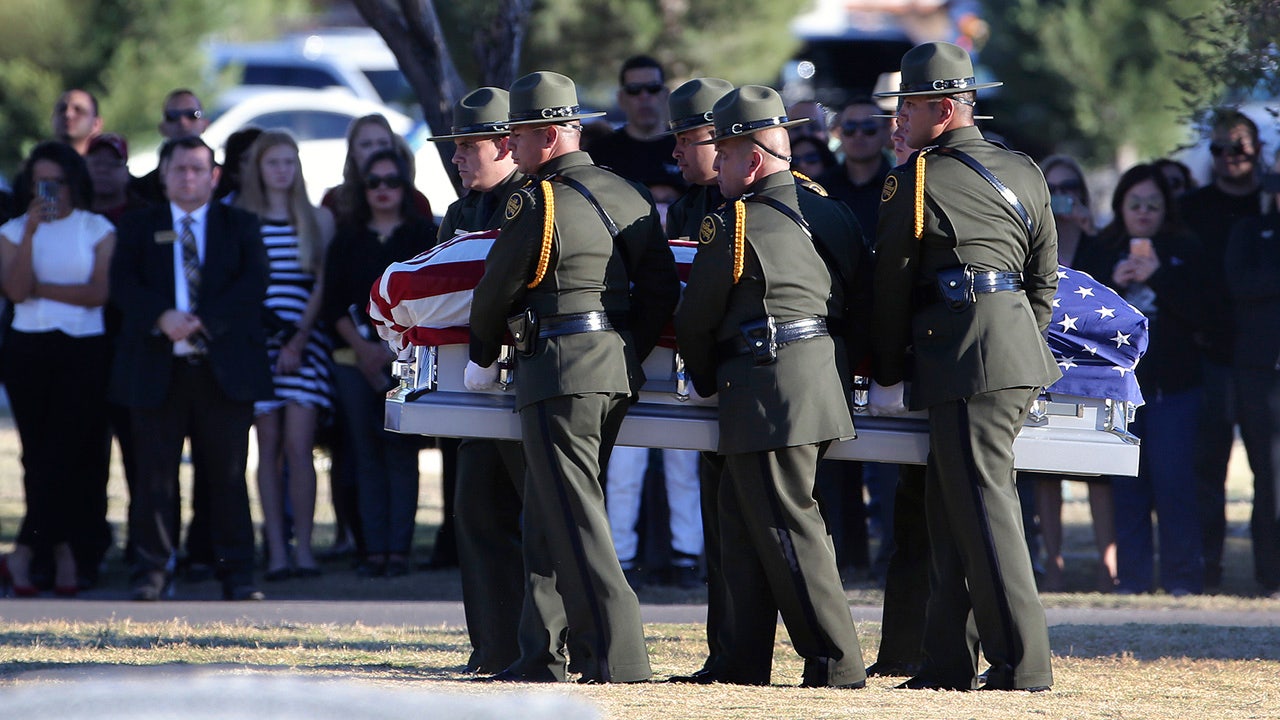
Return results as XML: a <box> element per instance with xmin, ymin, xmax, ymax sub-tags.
<box><xmin>914</xmin><ymin>270</ymin><xmax>1023</xmax><ymax>306</ymax></box>
<box><xmin>716</xmin><ymin>317</ymin><xmax>829</xmax><ymax>357</ymax></box>
<box><xmin>537</xmin><ymin>310</ymin><xmax>614</xmax><ymax>339</ymax></box>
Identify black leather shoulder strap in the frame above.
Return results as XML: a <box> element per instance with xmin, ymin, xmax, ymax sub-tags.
<box><xmin>549</xmin><ymin>173</ymin><xmax>620</xmax><ymax>238</ymax></box>
<box><xmin>927</xmin><ymin>145</ymin><xmax>1033</xmax><ymax>237</ymax></box>
<box><xmin>747</xmin><ymin>194</ymin><xmax>848</xmax><ymax>295</ymax></box>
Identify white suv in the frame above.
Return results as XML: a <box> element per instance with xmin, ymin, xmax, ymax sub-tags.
<box><xmin>209</xmin><ymin>28</ymin><xmax>417</xmax><ymax>117</ymax></box>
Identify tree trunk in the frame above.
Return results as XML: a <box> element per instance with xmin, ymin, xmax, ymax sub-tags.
<box><xmin>473</xmin><ymin>0</ymin><xmax>533</xmax><ymax>88</ymax></box>
<box><xmin>351</xmin><ymin>0</ymin><xmax>467</xmax><ymax>184</ymax></box>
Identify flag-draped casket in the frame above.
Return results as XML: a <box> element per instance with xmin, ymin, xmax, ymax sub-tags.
<box><xmin>371</xmin><ymin>232</ymin><xmax>1142</xmax><ymax>476</ymax></box>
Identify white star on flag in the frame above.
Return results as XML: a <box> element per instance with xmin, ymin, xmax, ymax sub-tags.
<box><xmin>1056</xmin><ymin>314</ymin><xmax>1078</xmax><ymax>332</ymax></box>
<box><xmin>1057</xmin><ymin>356</ymin><xmax>1078</xmax><ymax>370</ymax></box>
<box><xmin>1083</xmin><ymin>344</ymin><xmax>1098</xmax><ymax>355</ymax></box>
<box><xmin>1056</xmin><ymin>270</ymin><xmax>1068</xmax><ymax>279</ymax></box>
<box><xmin>1111</xmin><ymin>330</ymin><xmax>1131</xmax><ymax>348</ymax></box>
<box><xmin>1095</xmin><ymin>306</ymin><xmax>1116</xmax><ymax>319</ymax></box>
<box><xmin>1112</xmin><ymin>365</ymin><xmax>1131</xmax><ymax>376</ymax></box>
<box><xmin>1073</xmin><ymin>286</ymin><xmax>1095</xmax><ymax>299</ymax></box>
<box><xmin>1052</xmin><ymin>297</ymin><xmax>1061</xmax><ymax>308</ymax></box>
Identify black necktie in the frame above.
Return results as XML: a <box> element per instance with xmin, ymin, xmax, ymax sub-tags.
<box><xmin>179</xmin><ymin>215</ymin><xmax>206</xmax><ymax>353</ymax></box>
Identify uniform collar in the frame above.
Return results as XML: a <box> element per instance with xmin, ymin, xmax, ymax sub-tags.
<box><xmin>536</xmin><ymin>150</ymin><xmax>593</xmax><ymax>179</ymax></box>
<box><xmin>744</xmin><ymin>169</ymin><xmax>796</xmax><ymax>197</ymax></box>
<box><xmin>928</xmin><ymin>124</ymin><xmax>984</xmax><ymax>148</ymax></box>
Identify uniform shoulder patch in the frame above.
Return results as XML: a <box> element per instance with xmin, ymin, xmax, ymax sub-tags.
<box><xmin>504</xmin><ymin>190</ymin><xmax>526</xmax><ymax>221</ymax></box>
<box><xmin>798</xmin><ymin>178</ymin><xmax>829</xmax><ymax>197</ymax></box>
<box><xmin>698</xmin><ymin>215</ymin><xmax>718</xmax><ymax>244</ymax></box>
<box><xmin>880</xmin><ymin>174</ymin><xmax>898</xmax><ymax>203</ymax></box>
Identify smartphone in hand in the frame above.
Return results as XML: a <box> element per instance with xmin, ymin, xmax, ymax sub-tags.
<box><xmin>1129</xmin><ymin>237</ymin><xmax>1154</xmax><ymax>259</ymax></box>
<box><xmin>37</xmin><ymin>180</ymin><xmax>58</xmax><ymax>221</ymax></box>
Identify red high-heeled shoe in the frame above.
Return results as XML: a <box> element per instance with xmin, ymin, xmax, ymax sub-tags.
<box><xmin>0</xmin><ymin>554</ymin><xmax>39</xmax><ymax>598</ymax></box>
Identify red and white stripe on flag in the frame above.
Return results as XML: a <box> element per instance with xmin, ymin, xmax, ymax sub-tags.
<box><xmin>369</xmin><ymin>233</ymin><xmax>700</xmax><ymax>351</ymax></box>
<box><xmin>368</xmin><ymin>229</ymin><xmax>498</xmax><ymax>351</ymax></box>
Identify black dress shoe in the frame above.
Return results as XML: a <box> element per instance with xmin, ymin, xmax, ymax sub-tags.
<box><xmin>474</xmin><ymin>668</ymin><xmax>559</xmax><ymax>683</ymax></box>
<box><xmin>865</xmin><ymin>660</ymin><xmax>921</xmax><ymax>678</ymax></box>
<box><xmin>223</xmin><ymin>584</ymin><xmax>266</xmax><ymax>601</ymax></box>
<box><xmin>896</xmin><ymin>675</ymin><xmax>973</xmax><ymax>691</ymax></box>
<box><xmin>666</xmin><ymin>669</ymin><xmax>719</xmax><ymax>684</ymax></box>
<box><xmin>978</xmin><ymin>679</ymin><xmax>1051</xmax><ymax>692</ymax></box>
<box><xmin>800</xmin><ymin>678</ymin><xmax>866</xmax><ymax>689</ymax></box>
<box><xmin>263</xmin><ymin>567</ymin><xmax>292</xmax><ymax>582</ymax></box>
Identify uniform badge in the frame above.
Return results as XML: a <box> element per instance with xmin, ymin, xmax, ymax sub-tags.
<box><xmin>799</xmin><ymin>179</ymin><xmax>829</xmax><ymax>197</ymax></box>
<box><xmin>881</xmin><ymin>175</ymin><xmax>898</xmax><ymax>203</ymax></box>
<box><xmin>698</xmin><ymin>216</ymin><xmax>717</xmax><ymax>244</ymax></box>
<box><xmin>504</xmin><ymin>191</ymin><xmax>524</xmax><ymax>220</ymax></box>
<box><xmin>154</xmin><ymin>230</ymin><xmax>177</xmax><ymax>245</ymax></box>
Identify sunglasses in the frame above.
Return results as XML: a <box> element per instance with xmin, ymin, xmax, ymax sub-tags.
<box><xmin>622</xmin><ymin>82</ymin><xmax>664</xmax><ymax>96</ymax></box>
<box><xmin>365</xmin><ymin>174</ymin><xmax>405</xmax><ymax>190</ymax></box>
<box><xmin>1124</xmin><ymin>200</ymin><xmax>1164</xmax><ymax>213</ymax></box>
<box><xmin>1047</xmin><ymin>178</ymin><xmax>1083</xmax><ymax>195</ymax></box>
<box><xmin>840</xmin><ymin>119</ymin><xmax>882</xmax><ymax>137</ymax></box>
<box><xmin>793</xmin><ymin>152</ymin><xmax>824</xmax><ymax>165</ymax></box>
<box><xmin>1209</xmin><ymin>141</ymin><xmax>1249</xmax><ymax>158</ymax></box>
<box><xmin>164</xmin><ymin>109</ymin><xmax>203</xmax><ymax>123</ymax></box>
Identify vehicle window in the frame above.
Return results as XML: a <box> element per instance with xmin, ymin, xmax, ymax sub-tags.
<box><xmin>249</xmin><ymin>111</ymin><xmax>358</xmax><ymax>141</ymax></box>
<box><xmin>363</xmin><ymin>69</ymin><xmax>415</xmax><ymax>107</ymax></box>
<box><xmin>243</xmin><ymin>64</ymin><xmax>344</xmax><ymax>91</ymax></box>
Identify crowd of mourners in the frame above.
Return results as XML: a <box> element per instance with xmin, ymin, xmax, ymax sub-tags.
<box><xmin>0</xmin><ymin>54</ymin><xmax>1276</xmax><ymax>618</ymax></box>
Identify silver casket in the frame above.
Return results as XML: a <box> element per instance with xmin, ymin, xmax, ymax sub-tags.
<box><xmin>385</xmin><ymin>343</ymin><xmax>1140</xmax><ymax>477</ymax></box>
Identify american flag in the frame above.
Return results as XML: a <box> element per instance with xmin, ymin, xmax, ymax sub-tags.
<box><xmin>1046</xmin><ymin>265</ymin><xmax>1148</xmax><ymax>406</ymax></box>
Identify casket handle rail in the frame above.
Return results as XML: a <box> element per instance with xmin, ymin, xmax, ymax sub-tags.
<box><xmin>391</xmin><ymin>345</ymin><xmax>437</xmax><ymax>401</ymax></box>
<box><xmin>497</xmin><ymin>344</ymin><xmax>517</xmax><ymax>390</ymax></box>
<box><xmin>674</xmin><ymin>351</ymin><xmax>690</xmax><ymax>402</ymax></box>
<box><xmin>1104</xmin><ymin>399</ymin><xmax>1140</xmax><ymax>445</ymax></box>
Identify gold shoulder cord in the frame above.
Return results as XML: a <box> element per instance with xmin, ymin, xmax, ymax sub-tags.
<box><xmin>914</xmin><ymin>150</ymin><xmax>928</xmax><ymax>240</ymax></box>
<box><xmin>732</xmin><ymin>199</ymin><xmax>746</xmax><ymax>284</ymax></box>
<box><xmin>791</xmin><ymin>169</ymin><xmax>812</xmax><ymax>183</ymax></box>
<box><xmin>527</xmin><ymin>179</ymin><xmax>555</xmax><ymax>288</ymax></box>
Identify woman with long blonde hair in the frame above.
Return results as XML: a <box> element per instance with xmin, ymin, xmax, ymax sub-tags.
<box><xmin>236</xmin><ymin>130</ymin><xmax>336</xmax><ymax>579</ymax></box>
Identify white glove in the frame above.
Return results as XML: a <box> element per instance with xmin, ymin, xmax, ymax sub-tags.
<box><xmin>868</xmin><ymin>381</ymin><xmax>907</xmax><ymax>417</ymax></box>
<box><xmin>464</xmin><ymin>360</ymin><xmax>500</xmax><ymax>391</ymax></box>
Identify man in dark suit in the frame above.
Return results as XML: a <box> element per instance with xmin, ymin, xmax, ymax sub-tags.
<box><xmin>111</xmin><ymin>135</ymin><xmax>272</xmax><ymax>602</ymax></box>
<box><xmin>468</xmin><ymin>71</ymin><xmax>679</xmax><ymax>684</ymax></box>
<box><xmin>674</xmin><ymin>86</ymin><xmax>867</xmax><ymax>689</ymax></box>
<box><xmin>871</xmin><ymin>41</ymin><xmax>1059</xmax><ymax>691</ymax></box>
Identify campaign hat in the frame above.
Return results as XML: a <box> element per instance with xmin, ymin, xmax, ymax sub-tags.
<box><xmin>873</xmin><ymin>41</ymin><xmax>1001</xmax><ymax>98</ymax></box>
<box><xmin>696</xmin><ymin>85</ymin><xmax>808</xmax><ymax>145</ymax></box>
<box><xmin>429</xmin><ymin>87</ymin><xmax>511</xmax><ymax>141</ymax></box>
<box><xmin>506</xmin><ymin>71</ymin><xmax>606</xmax><ymax>126</ymax></box>
<box><xmin>662</xmin><ymin>77</ymin><xmax>734</xmax><ymax>136</ymax></box>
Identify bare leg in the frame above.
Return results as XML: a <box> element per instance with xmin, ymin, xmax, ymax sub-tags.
<box><xmin>1035</xmin><ymin>479</ymin><xmax>1064</xmax><ymax>591</ymax></box>
<box><xmin>1088</xmin><ymin>482</ymin><xmax>1118</xmax><ymax>592</ymax></box>
<box><xmin>283</xmin><ymin>402</ymin><xmax>320</xmax><ymax>570</ymax></box>
<box><xmin>254</xmin><ymin>409</ymin><xmax>289</xmax><ymax>573</ymax></box>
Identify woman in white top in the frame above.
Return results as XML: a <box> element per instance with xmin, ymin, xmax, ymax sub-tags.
<box><xmin>0</xmin><ymin>142</ymin><xmax>115</xmax><ymax>597</ymax></box>
<box><xmin>236</xmin><ymin>131</ymin><xmax>335</xmax><ymax>579</ymax></box>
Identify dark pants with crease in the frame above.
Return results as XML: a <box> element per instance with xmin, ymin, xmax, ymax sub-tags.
<box><xmin>1232</xmin><ymin>366</ymin><xmax>1280</xmax><ymax>592</ymax></box>
<box><xmin>718</xmin><ymin>442</ymin><xmax>866</xmax><ymax>687</ymax></box>
<box><xmin>456</xmin><ymin>437</ymin><xmax>526</xmax><ymax>672</ymax></box>
<box><xmin>128</xmin><ymin>358</ymin><xmax>256</xmax><ymax>588</ymax></box>
<box><xmin>919</xmin><ymin>387</ymin><xmax>1052</xmax><ymax>690</ymax></box>
<box><xmin>510</xmin><ymin>392</ymin><xmax>650</xmax><ymax>683</ymax></box>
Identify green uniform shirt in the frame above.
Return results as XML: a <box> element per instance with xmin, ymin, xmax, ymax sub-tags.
<box><xmin>437</xmin><ymin>169</ymin><xmax>525</xmax><ymax>243</ymax></box>
<box><xmin>469</xmin><ymin>150</ymin><xmax>680</xmax><ymax>409</ymax></box>
<box><xmin>675</xmin><ymin>170</ymin><xmax>855</xmax><ymax>454</ymax></box>
<box><xmin>872</xmin><ymin>125</ymin><xmax>1061</xmax><ymax>409</ymax></box>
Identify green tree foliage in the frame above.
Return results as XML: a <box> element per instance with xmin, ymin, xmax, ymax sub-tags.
<box><xmin>0</xmin><ymin>0</ymin><xmax>311</xmax><ymax>176</ymax></box>
<box><xmin>980</xmin><ymin>0</ymin><xmax>1219</xmax><ymax>167</ymax></box>
<box><xmin>1174</xmin><ymin>0</ymin><xmax>1280</xmax><ymax>109</ymax></box>
<box><xmin>439</xmin><ymin>0</ymin><xmax>808</xmax><ymax>105</ymax></box>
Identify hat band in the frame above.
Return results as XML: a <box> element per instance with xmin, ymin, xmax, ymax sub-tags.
<box><xmin>719</xmin><ymin>116</ymin><xmax>790</xmax><ymax>137</ymax></box>
<box><xmin>899</xmin><ymin>76</ymin><xmax>977</xmax><ymax>93</ymax></box>
<box><xmin>510</xmin><ymin>105</ymin><xmax>583</xmax><ymax>122</ymax></box>
<box><xmin>668</xmin><ymin>111</ymin><xmax>714</xmax><ymax>133</ymax></box>
<box><xmin>451</xmin><ymin>121</ymin><xmax>508</xmax><ymax>135</ymax></box>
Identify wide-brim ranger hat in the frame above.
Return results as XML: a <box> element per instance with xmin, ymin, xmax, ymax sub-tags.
<box><xmin>429</xmin><ymin>87</ymin><xmax>511</xmax><ymax>142</ymax></box>
<box><xmin>661</xmin><ymin>77</ymin><xmax>734</xmax><ymax>137</ymax></box>
<box><xmin>506</xmin><ymin>71</ymin><xmax>606</xmax><ymax>126</ymax></box>
<box><xmin>695</xmin><ymin>85</ymin><xmax>809</xmax><ymax>145</ymax></box>
<box><xmin>873</xmin><ymin>41</ymin><xmax>1002</xmax><ymax>98</ymax></box>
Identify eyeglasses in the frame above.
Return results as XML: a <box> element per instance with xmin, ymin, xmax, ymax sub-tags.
<box><xmin>164</xmin><ymin>109</ymin><xmax>203</xmax><ymax>122</ymax></box>
<box><xmin>1124</xmin><ymin>199</ymin><xmax>1164</xmax><ymax>213</ymax></box>
<box><xmin>365</xmin><ymin>174</ymin><xmax>405</xmax><ymax>190</ymax></box>
<box><xmin>1047</xmin><ymin>178</ymin><xmax>1083</xmax><ymax>195</ymax></box>
<box><xmin>1209</xmin><ymin>141</ymin><xmax>1249</xmax><ymax>158</ymax></box>
<box><xmin>840</xmin><ymin>119</ymin><xmax>882</xmax><ymax>137</ymax></box>
<box><xmin>622</xmin><ymin>82</ymin><xmax>664</xmax><ymax>96</ymax></box>
<box><xmin>793</xmin><ymin>152</ymin><xmax>824</xmax><ymax>165</ymax></box>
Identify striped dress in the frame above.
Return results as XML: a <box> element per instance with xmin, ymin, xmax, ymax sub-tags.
<box><xmin>255</xmin><ymin>218</ymin><xmax>334</xmax><ymax>415</ymax></box>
